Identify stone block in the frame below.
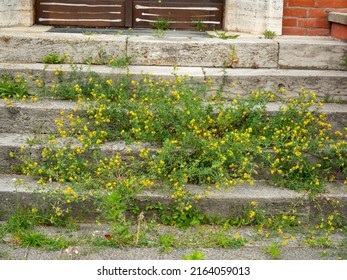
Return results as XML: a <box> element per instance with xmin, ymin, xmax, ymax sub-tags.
<box><xmin>127</xmin><ymin>36</ymin><xmax>278</xmax><ymax>68</ymax></box>
<box><xmin>224</xmin><ymin>0</ymin><xmax>283</xmax><ymax>35</ymax></box>
<box><xmin>278</xmin><ymin>39</ymin><xmax>347</xmax><ymax>70</ymax></box>
<box><xmin>0</xmin><ymin>33</ymin><xmax>127</xmax><ymax>64</ymax></box>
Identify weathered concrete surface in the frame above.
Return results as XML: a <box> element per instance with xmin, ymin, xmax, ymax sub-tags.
<box><xmin>0</xmin><ymin>174</ymin><xmax>346</xmax><ymax>224</ymax></box>
<box><xmin>277</xmin><ymin>39</ymin><xmax>347</xmax><ymax>70</ymax></box>
<box><xmin>0</xmin><ymin>95</ymin><xmax>346</xmax><ymax>138</ymax></box>
<box><xmin>203</xmin><ymin>68</ymin><xmax>347</xmax><ymax>102</ymax></box>
<box><xmin>0</xmin><ymin>32</ymin><xmax>126</xmax><ymax>64</ymax></box>
<box><xmin>1</xmin><ymin>28</ymin><xmax>346</xmax><ymax>70</ymax></box>
<box><xmin>225</xmin><ymin>0</ymin><xmax>283</xmax><ymax>35</ymax></box>
<box><xmin>0</xmin><ymin>132</ymin><xmax>158</xmax><ymax>173</ymax></box>
<box><xmin>0</xmin><ymin>223</ymin><xmax>345</xmax><ymax>260</ymax></box>
<box><xmin>2</xmin><ymin>63</ymin><xmax>346</xmax><ymax>101</ymax></box>
<box><xmin>0</xmin><ymin>0</ymin><xmax>33</xmax><ymax>27</ymax></box>
<box><xmin>0</xmin><ymin>100</ymin><xmax>77</xmax><ymax>133</ymax></box>
<box><xmin>127</xmin><ymin>36</ymin><xmax>278</xmax><ymax>68</ymax></box>
<box><xmin>328</xmin><ymin>12</ymin><xmax>347</xmax><ymax>25</ymax></box>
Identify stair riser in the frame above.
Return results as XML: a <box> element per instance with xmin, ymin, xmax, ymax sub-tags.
<box><xmin>278</xmin><ymin>40</ymin><xmax>347</xmax><ymax>70</ymax></box>
<box><xmin>0</xmin><ymin>101</ymin><xmax>76</xmax><ymax>134</ymax></box>
<box><xmin>0</xmin><ymin>33</ymin><xmax>345</xmax><ymax>69</ymax></box>
<box><xmin>0</xmin><ymin>176</ymin><xmax>345</xmax><ymax>224</ymax></box>
<box><xmin>1</xmin><ymin>100</ymin><xmax>346</xmax><ymax>136</ymax></box>
<box><xmin>1</xmin><ymin>64</ymin><xmax>346</xmax><ymax>102</ymax></box>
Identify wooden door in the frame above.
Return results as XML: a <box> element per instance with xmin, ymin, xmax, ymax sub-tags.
<box><xmin>35</xmin><ymin>0</ymin><xmax>224</xmax><ymax>30</ymax></box>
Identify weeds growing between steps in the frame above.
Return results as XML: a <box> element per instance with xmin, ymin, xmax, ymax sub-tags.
<box><xmin>0</xmin><ymin>62</ymin><xmax>347</xmax><ymax>259</ymax></box>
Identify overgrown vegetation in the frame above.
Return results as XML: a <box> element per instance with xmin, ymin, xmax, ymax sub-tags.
<box><xmin>0</xmin><ymin>58</ymin><xmax>346</xmax><ymax>258</ymax></box>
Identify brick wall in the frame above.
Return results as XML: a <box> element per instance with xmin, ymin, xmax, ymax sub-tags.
<box><xmin>283</xmin><ymin>0</ymin><xmax>347</xmax><ymax>35</ymax></box>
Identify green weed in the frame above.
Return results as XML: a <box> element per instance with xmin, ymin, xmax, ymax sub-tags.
<box><xmin>0</xmin><ymin>75</ymin><xmax>30</xmax><ymax>100</ymax></box>
<box><xmin>208</xmin><ymin>30</ymin><xmax>239</xmax><ymax>40</ymax></box>
<box><xmin>14</xmin><ymin>231</ymin><xmax>74</xmax><ymax>250</ymax></box>
<box><xmin>151</xmin><ymin>18</ymin><xmax>170</xmax><ymax>31</ymax></box>
<box><xmin>182</xmin><ymin>250</ymin><xmax>205</xmax><ymax>260</ymax></box>
<box><xmin>264</xmin><ymin>243</ymin><xmax>281</xmax><ymax>259</ymax></box>
<box><xmin>159</xmin><ymin>234</ymin><xmax>176</xmax><ymax>253</ymax></box>
<box><xmin>263</xmin><ymin>30</ymin><xmax>277</xmax><ymax>39</ymax></box>
<box><xmin>42</xmin><ymin>52</ymin><xmax>68</xmax><ymax>64</ymax></box>
<box><xmin>341</xmin><ymin>55</ymin><xmax>347</xmax><ymax>70</ymax></box>
<box><xmin>193</xmin><ymin>18</ymin><xmax>207</xmax><ymax>32</ymax></box>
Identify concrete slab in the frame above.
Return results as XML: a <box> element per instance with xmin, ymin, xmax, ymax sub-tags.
<box><xmin>0</xmin><ymin>222</ymin><xmax>345</xmax><ymax>260</ymax></box>
<box><xmin>0</xmin><ymin>99</ymin><xmax>77</xmax><ymax>133</ymax></box>
<box><xmin>127</xmin><ymin>36</ymin><xmax>278</xmax><ymax>68</ymax></box>
<box><xmin>203</xmin><ymin>68</ymin><xmax>347</xmax><ymax>102</ymax></box>
<box><xmin>0</xmin><ymin>174</ymin><xmax>346</xmax><ymax>225</ymax></box>
<box><xmin>328</xmin><ymin>12</ymin><xmax>347</xmax><ymax>25</ymax></box>
<box><xmin>1</xmin><ymin>63</ymin><xmax>346</xmax><ymax>101</ymax></box>
<box><xmin>277</xmin><ymin>39</ymin><xmax>347</xmax><ymax>70</ymax></box>
<box><xmin>0</xmin><ymin>32</ymin><xmax>127</xmax><ymax>64</ymax></box>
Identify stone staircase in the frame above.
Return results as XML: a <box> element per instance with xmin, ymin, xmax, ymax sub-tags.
<box><xmin>0</xmin><ymin>26</ymin><xmax>347</xmax><ymax>223</ymax></box>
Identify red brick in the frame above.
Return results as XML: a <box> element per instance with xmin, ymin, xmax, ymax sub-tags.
<box><xmin>287</xmin><ymin>0</ymin><xmax>315</xmax><ymax>7</ymax></box>
<box><xmin>331</xmin><ymin>22</ymin><xmax>347</xmax><ymax>39</ymax></box>
<box><xmin>282</xmin><ymin>27</ymin><xmax>307</xmax><ymax>35</ymax></box>
<box><xmin>298</xmin><ymin>18</ymin><xmax>330</xmax><ymax>28</ymax></box>
<box><xmin>283</xmin><ymin>7</ymin><xmax>308</xmax><ymax>17</ymax></box>
<box><xmin>283</xmin><ymin>18</ymin><xmax>298</xmax><ymax>27</ymax></box>
<box><xmin>308</xmin><ymin>8</ymin><xmax>328</xmax><ymax>18</ymax></box>
<box><xmin>316</xmin><ymin>0</ymin><xmax>347</xmax><ymax>8</ymax></box>
<box><xmin>307</xmin><ymin>28</ymin><xmax>331</xmax><ymax>36</ymax></box>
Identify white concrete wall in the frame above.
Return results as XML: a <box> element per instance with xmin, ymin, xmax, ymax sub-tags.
<box><xmin>0</xmin><ymin>0</ymin><xmax>283</xmax><ymax>35</ymax></box>
<box><xmin>224</xmin><ymin>0</ymin><xmax>283</xmax><ymax>35</ymax></box>
<box><xmin>0</xmin><ymin>0</ymin><xmax>34</xmax><ymax>27</ymax></box>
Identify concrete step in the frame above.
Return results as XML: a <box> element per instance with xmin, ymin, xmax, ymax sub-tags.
<box><xmin>0</xmin><ymin>27</ymin><xmax>346</xmax><ymax>70</ymax></box>
<box><xmin>1</xmin><ymin>222</ymin><xmax>346</xmax><ymax>260</ymax></box>
<box><xmin>0</xmin><ymin>133</ymin><xmax>157</xmax><ymax>173</ymax></box>
<box><xmin>1</xmin><ymin>63</ymin><xmax>347</xmax><ymax>102</ymax></box>
<box><xmin>0</xmin><ymin>174</ymin><xmax>346</xmax><ymax>224</ymax></box>
<box><xmin>1</xmin><ymin>99</ymin><xmax>346</xmax><ymax>135</ymax></box>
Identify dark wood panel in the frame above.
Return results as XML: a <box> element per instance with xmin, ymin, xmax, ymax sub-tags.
<box><xmin>133</xmin><ymin>1</ymin><xmax>223</xmax><ymax>30</ymax></box>
<box><xmin>36</xmin><ymin>0</ymin><xmax>126</xmax><ymax>27</ymax></box>
<box><xmin>139</xmin><ymin>0</ymin><xmax>223</xmax><ymax>3</ymax></box>
<box><xmin>38</xmin><ymin>12</ymin><xmax>124</xmax><ymax>20</ymax></box>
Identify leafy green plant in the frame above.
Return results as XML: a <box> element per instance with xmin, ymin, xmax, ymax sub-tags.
<box><xmin>226</xmin><ymin>45</ymin><xmax>239</xmax><ymax>68</ymax></box>
<box><xmin>14</xmin><ymin>231</ymin><xmax>74</xmax><ymax>250</ymax></box>
<box><xmin>151</xmin><ymin>18</ymin><xmax>170</xmax><ymax>31</ymax></box>
<box><xmin>108</xmin><ymin>55</ymin><xmax>133</xmax><ymax>68</ymax></box>
<box><xmin>101</xmin><ymin>184</ymin><xmax>140</xmax><ymax>245</ymax></box>
<box><xmin>0</xmin><ymin>75</ymin><xmax>29</xmax><ymax>100</ymax></box>
<box><xmin>83</xmin><ymin>49</ymin><xmax>132</xmax><ymax>68</ymax></box>
<box><xmin>216</xmin><ymin>235</ymin><xmax>246</xmax><ymax>249</ymax></box>
<box><xmin>159</xmin><ymin>234</ymin><xmax>176</xmax><ymax>253</ymax></box>
<box><xmin>193</xmin><ymin>18</ymin><xmax>207</xmax><ymax>32</ymax></box>
<box><xmin>264</xmin><ymin>243</ymin><xmax>281</xmax><ymax>259</ymax></box>
<box><xmin>208</xmin><ymin>30</ymin><xmax>239</xmax><ymax>40</ymax></box>
<box><xmin>182</xmin><ymin>250</ymin><xmax>205</xmax><ymax>260</ymax></box>
<box><xmin>149</xmin><ymin>201</ymin><xmax>205</xmax><ymax>229</ymax></box>
<box><xmin>341</xmin><ymin>55</ymin><xmax>347</xmax><ymax>70</ymax></box>
<box><xmin>263</xmin><ymin>30</ymin><xmax>277</xmax><ymax>39</ymax></box>
<box><xmin>42</xmin><ymin>52</ymin><xmax>68</xmax><ymax>64</ymax></box>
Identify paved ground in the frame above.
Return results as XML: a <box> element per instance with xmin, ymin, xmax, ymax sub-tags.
<box><xmin>0</xmin><ymin>223</ymin><xmax>346</xmax><ymax>260</ymax></box>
